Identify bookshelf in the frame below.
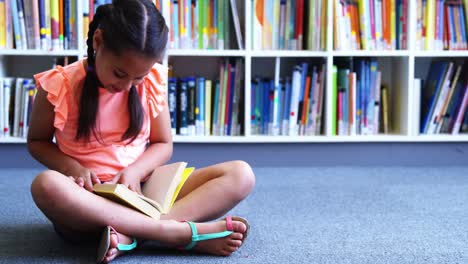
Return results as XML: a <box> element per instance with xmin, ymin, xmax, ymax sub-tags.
<box><xmin>0</xmin><ymin>0</ymin><xmax>467</xmax><ymax>144</ymax></box>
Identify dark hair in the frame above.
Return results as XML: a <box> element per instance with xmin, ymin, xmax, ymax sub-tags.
<box><xmin>77</xmin><ymin>0</ymin><xmax>168</xmax><ymax>143</ymax></box>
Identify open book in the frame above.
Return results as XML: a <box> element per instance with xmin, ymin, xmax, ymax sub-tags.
<box><xmin>93</xmin><ymin>162</ymin><xmax>194</xmax><ymax>220</ymax></box>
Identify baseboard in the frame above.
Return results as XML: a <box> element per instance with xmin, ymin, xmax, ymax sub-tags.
<box><xmin>3</xmin><ymin>143</ymin><xmax>467</xmax><ymax>169</ymax></box>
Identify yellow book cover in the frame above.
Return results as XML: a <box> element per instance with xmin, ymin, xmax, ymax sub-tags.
<box><xmin>424</xmin><ymin>0</ymin><xmax>435</xmax><ymax>50</ymax></box>
<box><xmin>381</xmin><ymin>85</ymin><xmax>389</xmax><ymax>134</ymax></box>
<box><xmin>357</xmin><ymin>0</ymin><xmax>368</xmax><ymax>50</ymax></box>
<box><xmin>0</xmin><ymin>1</ymin><xmax>5</xmax><ymax>48</ymax></box>
<box><xmin>93</xmin><ymin>162</ymin><xmax>194</xmax><ymax>219</ymax></box>
<box><xmin>390</xmin><ymin>0</ymin><xmax>396</xmax><ymax>49</ymax></box>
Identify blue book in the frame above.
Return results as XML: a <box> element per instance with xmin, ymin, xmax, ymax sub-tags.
<box><xmin>226</xmin><ymin>65</ymin><xmax>236</xmax><ymax>135</ymax></box>
<box><xmin>447</xmin><ymin>82</ymin><xmax>465</xmax><ymax>132</ymax></box>
<box><xmin>268</xmin><ymin>79</ymin><xmax>275</xmax><ymax>134</ymax></box>
<box><xmin>462</xmin><ymin>104</ymin><xmax>468</xmax><ymax>132</ymax></box>
<box><xmin>250</xmin><ymin>80</ymin><xmax>257</xmax><ymax>133</ymax></box>
<box><xmin>297</xmin><ymin>62</ymin><xmax>308</xmax><ymax>124</ymax></box>
<box><xmin>341</xmin><ymin>68</ymin><xmax>351</xmax><ymax>133</ymax></box>
<box><xmin>63</xmin><ymin>0</ymin><xmax>71</xmax><ymax>49</ymax></box>
<box><xmin>358</xmin><ymin>60</ymin><xmax>366</xmax><ymax>133</ymax></box>
<box><xmin>168</xmin><ymin>78</ymin><xmax>178</xmax><ymax>134</ymax></box>
<box><xmin>38</xmin><ymin>0</ymin><xmax>46</xmax><ymax>49</ymax></box>
<box><xmin>172</xmin><ymin>0</ymin><xmax>179</xmax><ymax>48</ymax></box>
<box><xmin>438</xmin><ymin>0</ymin><xmax>444</xmax><ymax>49</ymax></box>
<box><xmin>255</xmin><ymin>78</ymin><xmax>263</xmax><ymax>134</ymax></box>
<box><xmin>283</xmin><ymin>78</ymin><xmax>292</xmax><ymax>134</ymax></box>
<box><xmin>368</xmin><ymin>59</ymin><xmax>378</xmax><ymax>133</ymax></box>
<box><xmin>196</xmin><ymin>77</ymin><xmax>205</xmax><ymax>135</ymax></box>
<box><xmin>396</xmin><ymin>0</ymin><xmax>400</xmax><ymax>50</ymax></box>
<box><xmin>421</xmin><ymin>61</ymin><xmax>449</xmax><ymax>133</ymax></box>
<box><xmin>458</xmin><ymin>5</ymin><xmax>467</xmax><ymax>49</ymax></box>
<box><xmin>212</xmin><ymin>80</ymin><xmax>220</xmax><ymax>134</ymax></box>
<box><xmin>178</xmin><ymin>79</ymin><xmax>189</xmax><ymax>135</ymax></box>
<box><xmin>308</xmin><ymin>68</ymin><xmax>317</xmax><ymax>131</ymax></box>
<box><xmin>275</xmin><ymin>81</ymin><xmax>283</xmax><ymax>135</ymax></box>
<box><xmin>187</xmin><ymin>77</ymin><xmax>196</xmax><ymax>135</ymax></box>
<box><xmin>449</xmin><ymin>6</ymin><xmax>456</xmax><ymax>48</ymax></box>
<box><xmin>10</xmin><ymin>0</ymin><xmax>22</xmax><ymax>49</ymax></box>
<box><xmin>365</xmin><ymin>60</ymin><xmax>371</xmax><ymax>132</ymax></box>
<box><xmin>262</xmin><ymin>79</ymin><xmax>270</xmax><ymax>134</ymax></box>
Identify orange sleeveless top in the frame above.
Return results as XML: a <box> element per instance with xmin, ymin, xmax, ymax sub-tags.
<box><xmin>34</xmin><ymin>60</ymin><xmax>168</xmax><ymax>182</ymax></box>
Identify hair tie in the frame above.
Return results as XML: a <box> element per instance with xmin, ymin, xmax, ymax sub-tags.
<box><xmin>87</xmin><ymin>65</ymin><xmax>95</xmax><ymax>72</ymax></box>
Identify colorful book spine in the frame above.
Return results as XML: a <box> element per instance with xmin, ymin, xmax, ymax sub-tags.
<box><xmin>204</xmin><ymin>80</ymin><xmax>212</xmax><ymax>135</ymax></box>
<box><xmin>196</xmin><ymin>77</ymin><xmax>205</xmax><ymax>136</ymax></box>
<box><xmin>263</xmin><ymin>0</ymin><xmax>273</xmax><ymax>49</ymax></box>
<box><xmin>425</xmin><ymin>0</ymin><xmax>435</xmax><ymax>50</ymax></box>
<box><xmin>10</xmin><ymin>0</ymin><xmax>23</xmax><ymax>49</ymax></box>
<box><xmin>178</xmin><ymin>79</ymin><xmax>188</xmax><ymax>135</ymax></box>
<box><xmin>45</xmin><ymin>0</ymin><xmax>52</xmax><ymax>50</ymax></box>
<box><xmin>217</xmin><ymin>0</ymin><xmax>224</xmax><ymax>49</ymax></box>
<box><xmin>331</xmin><ymin>65</ymin><xmax>338</xmax><ymax>135</ymax></box>
<box><xmin>253</xmin><ymin>0</ymin><xmax>263</xmax><ymax>49</ymax></box>
<box><xmin>451</xmin><ymin>84</ymin><xmax>468</xmax><ymax>134</ymax></box>
<box><xmin>50</xmin><ymin>0</ymin><xmax>60</xmax><ymax>50</ymax></box>
<box><xmin>172</xmin><ymin>0</ymin><xmax>179</xmax><ymax>49</ymax></box>
<box><xmin>32</xmin><ymin>0</ymin><xmax>41</xmax><ymax>49</ymax></box>
<box><xmin>357</xmin><ymin>0</ymin><xmax>369</xmax><ymax>50</ymax></box>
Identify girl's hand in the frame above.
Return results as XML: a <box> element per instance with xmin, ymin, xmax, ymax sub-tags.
<box><xmin>67</xmin><ymin>167</ymin><xmax>101</xmax><ymax>192</ymax></box>
<box><xmin>110</xmin><ymin>167</ymin><xmax>142</xmax><ymax>195</ymax></box>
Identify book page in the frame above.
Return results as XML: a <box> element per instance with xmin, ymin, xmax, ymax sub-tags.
<box><xmin>141</xmin><ymin>162</ymin><xmax>187</xmax><ymax>213</ymax></box>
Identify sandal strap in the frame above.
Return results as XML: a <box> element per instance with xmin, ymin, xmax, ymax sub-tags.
<box><xmin>184</xmin><ymin>221</ymin><xmax>233</xmax><ymax>250</ymax></box>
<box><xmin>109</xmin><ymin>226</ymin><xmax>138</xmax><ymax>251</ymax></box>
<box><xmin>116</xmin><ymin>238</ymin><xmax>138</xmax><ymax>251</ymax></box>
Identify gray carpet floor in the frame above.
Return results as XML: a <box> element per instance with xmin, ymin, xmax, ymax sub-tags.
<box><xmin>1</xmin><ymin>167</ymin><xmax>468</xmax><ymax>263</ymax></box>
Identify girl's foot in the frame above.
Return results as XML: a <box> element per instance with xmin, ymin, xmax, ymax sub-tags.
<box><xmin>181</xmin><ymin>218</ymin><xmax>248</xmax><ymax>256</ymax></box>
<box><xmin>102</xmin><ymin>231</ymin><xmax>134</xmax><ymax>263</ymax></box>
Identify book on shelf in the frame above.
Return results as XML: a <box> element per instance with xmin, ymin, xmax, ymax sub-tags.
<box><xmin>93</xmin><ymin>162</ymin><xmax>194</xmax><ymax>220</ymax></box>
<box><xmin>253</xmin><ymin>0</ymin><xmax>327</xmax><ymax>51</ymax></box>
<box><xmin>413</xmin><ymin>78</ymin><xmax>422</xmax><ymax>136</ymax></box>
<box><xmin>168</xmin><ymin>58</ymin><xmax>243</xmax><ymax>137</ymax></box>
<box><xmin>250</xmin><ymin>60</ymin><xmax>325</xmax><ymax>136</ymax></box>
<box><xmin>0</xmin><ymin>77</ymin><xmax>36</xmax><ymax>139</ymax></box>
<box><xmin>333</xmin><ymin>58</ymin><xmax>385</xmax><ymax>136</ymax></box>
<box><xmin>420</xmin><ymin>60</ymin><xmax>468</xmax><ymax>134</ymax></box>
<box><xmin>164</xmin><ymin>0</ymin><xmax>241</xmax><ymax>50</ymax></box>
<box><xmin>229</xmin><ymin>0</ymin><xmax>243</xmax><ymax>49</ymax></box>
<box><xmin>334</xmin><ymin>0</ymin><xmax>408</xmax><ymax>51</ymax></box>
<box><xmin>1</xmin><ymin>0</ymin><xmax>78</xmax><ymax>50</ymax></box>
<box><xmin>415</xmin><ymin>0</ymin><xmax>468</xmax><ymax>51</ymax></box>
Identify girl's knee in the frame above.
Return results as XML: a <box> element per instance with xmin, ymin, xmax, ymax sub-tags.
<box><xmin>229</xmin><ymin>160</ymin><xmax>256</xmax><ymax>198</ymax></box>
<box><xmin>31</xmin><ymin>170</ymin><xmax>66</xmax><ymax>205</ymax></box>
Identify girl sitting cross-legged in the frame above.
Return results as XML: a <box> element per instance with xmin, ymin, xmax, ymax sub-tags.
<box><xmin>27</xmin><ymin>0</ymin><xmax>255</xmax><ymax>263</ymax></box>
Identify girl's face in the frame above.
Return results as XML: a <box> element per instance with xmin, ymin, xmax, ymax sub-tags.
<box><xmin>93</xmin><ymin>29</ymin><xmax>160</xmax><ymax>93</ymax></box>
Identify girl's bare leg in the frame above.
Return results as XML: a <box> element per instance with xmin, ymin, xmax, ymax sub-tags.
<box><xmin>103</xmin><ymin>160</ymin><xmax>255</xmax><ymax>262</ymax></box>
<box><xmin>31</xmin><ymin>170</ymin><xmax>248</xmax><ymax>263</ymax></box>
<box><xmin>159</xmin><ymin>160</ymin><xmax>256</xmax><ymax>222</ymax></box>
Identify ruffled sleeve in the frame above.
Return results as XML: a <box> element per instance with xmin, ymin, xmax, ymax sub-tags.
<box><xmin>144</xmin><ymin>63</ymin><xmax>168</xmax><ymax>119</ymax></box>
<box><xmin>33</xmin><ymin>66</ymin><xmax>70</xmax><ymax>131</ymax></box>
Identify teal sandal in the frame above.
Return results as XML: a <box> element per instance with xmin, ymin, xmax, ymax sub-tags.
<box><xmin>184</xmin><ymin>216</ymin><xmax>250</xmax><ymax>250</ymax></box>
<box><xmin>96</xmin><ymin>226</ymin><xmax>137</xmax><ymax>263</ymax></box>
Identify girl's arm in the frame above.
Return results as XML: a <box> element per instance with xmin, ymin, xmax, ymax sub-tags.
<box><xmin>123</xmin><ymin>105</ymin><xmax>174</xmax><ymax>181</ymax></box>
<box><xmin>27</xmin><ymin>88</ymin><xmax>98</xmax><ymax>190</ymax></box>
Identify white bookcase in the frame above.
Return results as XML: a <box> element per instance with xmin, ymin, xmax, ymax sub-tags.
<box><xmin>1</xmin><ymin>0</ymin><xmax>467</xmax><ymax>144</ymax></box>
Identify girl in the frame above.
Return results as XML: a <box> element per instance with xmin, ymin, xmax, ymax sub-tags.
<box><xmin>27</xmin><ymin>0</ymin><xmax>255</xmax><ymax>263</ymax></box>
